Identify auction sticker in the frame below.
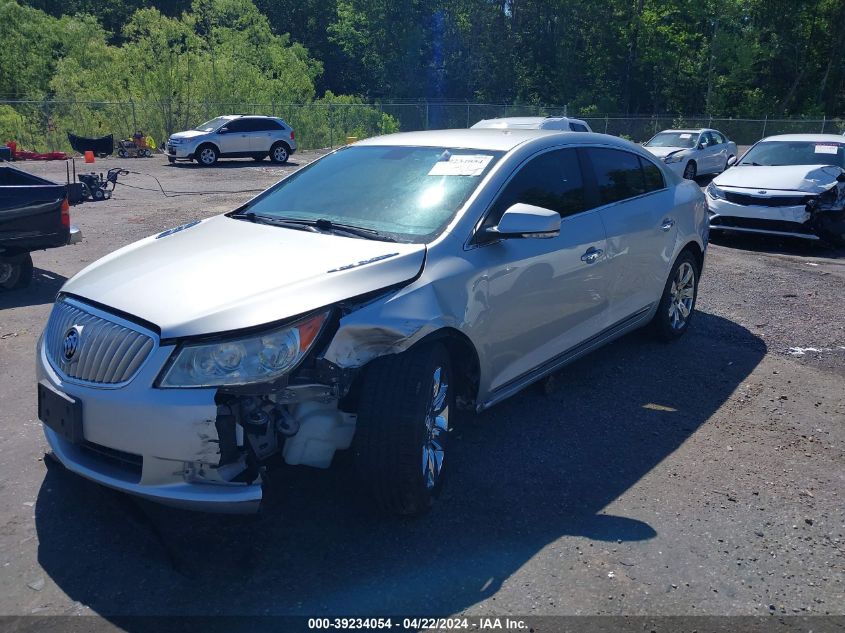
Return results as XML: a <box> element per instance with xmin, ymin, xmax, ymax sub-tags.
<box><xmin>429</xmin><ymin>154</ymin><xmax>493</xmax><ymax>176</ymax></box>
<box><xmin>814</xmin><ymin>144</ymin><xmax>839</xmax><ymax>154</ymax></box>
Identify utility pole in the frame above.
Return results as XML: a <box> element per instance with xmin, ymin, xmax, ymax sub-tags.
<box><xmin>705</xmin><ymin>18</ymin><xmax>719</xmax><ymax>114</ymax></box>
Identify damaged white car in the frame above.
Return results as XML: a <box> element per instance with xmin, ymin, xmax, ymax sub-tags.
<box><xmin>37</xmin><ymin>129</ymin><xmax>708</xmax><ymax>514</ymax></box>
<box><xmin>644</xmin><ymin>128</ymin><xmax>737</xmax><ymax>180</ymax></box>
<box><xmin>706</xmin><ymin>134</ymin><xmax>845</xmax><ymax>246</ymax></box>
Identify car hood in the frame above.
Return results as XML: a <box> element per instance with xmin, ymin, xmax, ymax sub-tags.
<box><xmin>713</xmin><ymin>164</ymin><xmax>844</xmax><ymax>193</ymax></box>
<box><xmin>61</xmin><ymin>215</ymin><xmax>426</xmax><ymax>338</ymax></box>
<box><xmin>644</xmin><ymin>146</ymin><xmax>689</xmax><ymax>159</ymax></box>
<box><xmin>169</xmin><ymin>130</ymin><xmax>208</xmax><ymax>140</ymax></box>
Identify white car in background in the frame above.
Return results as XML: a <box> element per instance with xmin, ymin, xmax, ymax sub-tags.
<box><xmin>644</xmin><ymin>129</ymin><xmax>737</xmax><ymax>180</ymax></box>
<box><xmin>706</xmin><ymin>134</ymin><xmax>845</xmax><ymax>246</ymax></box>
<box><xmin>472</xmin><ymin>116</ymin><xmax>593</xmax><ymax>133</ymax></box>
<box><xmin>166</xmin><ymin>115</ymin><xmax>297</xmax><ymax>166</ymax></box>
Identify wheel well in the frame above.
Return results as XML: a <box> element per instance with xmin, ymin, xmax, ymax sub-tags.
<box><xmin>272</xmin><ymin>140</ymin><xmax>291</xmax><ymax>152</ymax></box>
<box><xmin>346</xmin><ymin>328</ymin><xmax>481</xmax><ymax>414</ymax></box>
<box><xmin>420</xmin><ymin>328</ymin><xmax>481</xmax><ymax>411</ymax></box>
<box><xmin>680</xmin><ymin>240</ymin><xmax>704</xmax><ymax>271</ymax></box>
<box><xmin>196</xmin><ymin>142</ymin><xmax>218</xmax><ymax>154</ymax></box>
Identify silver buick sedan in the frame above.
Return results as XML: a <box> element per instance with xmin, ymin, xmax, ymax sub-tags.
<box><xmin>36</xmin><ymin>129</ymin><xmax>708</xmax><ymax>515</ymax></box>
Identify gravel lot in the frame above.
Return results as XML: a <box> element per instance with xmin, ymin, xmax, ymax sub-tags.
<box><xmin>0</xmin><ymin>154</ymin><xmax>843</xmax><ymax>625</ymax></box>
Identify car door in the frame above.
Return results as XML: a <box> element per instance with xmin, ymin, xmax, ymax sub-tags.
<box><xmin>249</xmin><ymin>119</ymin><xmax>282</xmax><ymax>153</ymax></box>
<box><xmin>217</xmin><ymin>118</ymin><xmax>251</xmax><ymax>154</ymax></box>
<box><xmin>701</xmin><ymin>132</ymin><xmax>722</xmax><ymax>173</ymax></box>
<box><xmin>467</xmin><ymin>148</ymin><xmax>610</xmax><ymax>392</ymax></box>
<box><xmin>582</xmin><ymin>147</ymin><xmax>676</xmax><ymax>326</ymax></box>
<box><xmin>711</xmin><ymin>131</ymin><xmax>729</xmax><ymax>171</ymax></box>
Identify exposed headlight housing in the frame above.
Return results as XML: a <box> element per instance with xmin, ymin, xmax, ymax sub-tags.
<box><xmin>706</xmin><ymin>182</ymin><xmax>725</xmax><ymax>199</ymax></box>
<box><xmin>169</xmin><ymin>138</ymin><xmax>184</xmax><ymax>144</ymax></box>
<box><xmin>158</xmin><ymin>311</ymin><xmax>329</xmax><ymax>388</ymax></box>
<box><xmin>664</xmin><ymin>152</ymin><xmax>686</xmax><ymax>164</ymax></box>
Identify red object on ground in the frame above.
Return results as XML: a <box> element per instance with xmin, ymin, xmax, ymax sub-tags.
<box><xmin>5</xmin><ymin>140</ymin><xmax>67</xmax><ymax>160</ymax></box>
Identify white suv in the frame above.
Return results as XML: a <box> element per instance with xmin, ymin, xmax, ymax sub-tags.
<box><xmin>166</xmin><ymin>115</ymin><xmax>297</xmax><ymax>166</ymax></box>
<box><xmin>471</xmin><ymin>116</ymin><xmax>593</xmax><ymax>132</ymax></box>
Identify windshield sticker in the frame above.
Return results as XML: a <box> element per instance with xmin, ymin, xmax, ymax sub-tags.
<box><xmin>679</xmin><ymin>133</ymin><xmax>692</xmax><ymax>139</ymax></box>
<box><xmin>428</xmin><ymin>154</ymin><xmax>493</xmax><ymax>177</ymax></box>
<box><xmin>814</xmin><ymin>144</ymin><xmax>839</xmax><ymax>154</ymax></box>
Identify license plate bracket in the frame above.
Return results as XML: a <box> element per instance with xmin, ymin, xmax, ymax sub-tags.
<box><xmin>37</xmin><ymin>381</ymin><xmax>83</xmax><ymax>444</ymax></box>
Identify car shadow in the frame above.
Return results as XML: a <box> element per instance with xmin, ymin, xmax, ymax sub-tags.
<box><xmin>33</xmin><ymin>311</ymin><xmax>765</xmax><ymax>622</ymax></box>
<box><xmin>0</xmin><ymin>268</ymin><xmax>66</xmax><ymax>309</ymax></box>
<box><xmin>710</xmin><ymin>231</ymin><xmax>845</xmax><ymax>259</ymax></box>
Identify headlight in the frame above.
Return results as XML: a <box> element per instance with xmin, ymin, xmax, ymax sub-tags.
<box><xmin>706</xmin><ymin>182</ymin><xmax>725</xmax><ymax>199</ymax></box>
<box><xmin>169</xmin><ymin>138</ymin><xmax>183</xmax><ymax>144</ymax></box>
<box><xmin>158</xmin><ymin>311</ymin><xmax>329</xmax><ymax>388</ymax></box>
<box><xmin>664</xmin><ymin>153</ymin><xmax>686</xmax><ymax>164</ymax></box>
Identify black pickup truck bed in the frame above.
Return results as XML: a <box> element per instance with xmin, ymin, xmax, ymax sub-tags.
<box><xmin>0</xmin><ymin>165</ymin><xmax>80</xmax><ymax>290</ymax></box>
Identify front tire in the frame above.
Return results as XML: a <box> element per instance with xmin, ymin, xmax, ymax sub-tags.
<box><xmin>650</xmin><ymin>250</ymin><xmax>700</xmax><ymax>341</ymax></box>
<box><xmin>196</xmin><ymin>144</ymin><xmax>218</xmax><ymax>166</ymax></box>
<box><xmin>0</xmin><ymin>253</ymin><xmax>33</xmax><ymax>290</ymax></box>
<box><xmin>353</xmin><ymin>343</ymin><xmax>453</xmax><ymax>516</ymax></box>
<box><xmin>269</xmin><ymin>142</ymin><xmax>290</xmax><ymax>164</ymax></box>
<box><xmin>683</xmin><ymin>161</ymin><xmax>697</xmax><ymax>180</ymax></box>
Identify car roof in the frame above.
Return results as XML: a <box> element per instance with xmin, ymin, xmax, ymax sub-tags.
<box><xmin>760</xmin><ymin>133</ymin><xmax>845</xmax><ymax>143</ymax></box>
<box><xmin>354</xmin><ymin>128</ymin><xmax>637</xmax><ymax>153</ymax></box>
<box><xmin>471</xmin><ymin>116</ymin><xmax>587</xmax><ymax>130</ymax></box>
<box><xmin>657</xmin><ymin>129</ymin><xmax>708</xmax><ymax>134</ymax></box>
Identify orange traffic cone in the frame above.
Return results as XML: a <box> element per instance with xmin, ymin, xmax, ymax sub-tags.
<box><xmin>84</xmin><ymin>150</ymin><xmax>95</xmax><ymax>163</ymax></box>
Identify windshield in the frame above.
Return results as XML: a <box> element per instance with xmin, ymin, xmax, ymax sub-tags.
<box><xmin>237</xmin><ymin>145</ymin><xmax>504</xmax><ymax>243</ymax></box>
<box><xmin>646</xmin><ymin>132</ymin><xmax>698</xmax><ymax>149</ymax></box>
<box><xmin>739</xmin><ymin>140</ymin><xmax>845</xmax><ymax>168</ymax></box>
<box><xmin>194</xmin><ymin>117</ymin><xmax>231</xmax><ymax>132</ymax></box>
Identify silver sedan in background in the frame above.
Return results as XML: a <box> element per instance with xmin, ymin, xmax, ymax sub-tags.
<box><xmin>37</xmin><ymin>129</ymin><xmax>708</xmax><ymax>515</ymax></box>
<box><xmin>644</xmin><ymin>128</ymin><xmax>737</xmax><ymax>180</ymax></box>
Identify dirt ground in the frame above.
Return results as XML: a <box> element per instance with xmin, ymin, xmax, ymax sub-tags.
<box><xmin>0</xmin><ymin>153</ymin><xmax>843</xmax><ymax>627</ymax></box>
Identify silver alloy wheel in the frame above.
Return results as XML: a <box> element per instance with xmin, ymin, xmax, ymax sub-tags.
<box><xmin>0</xmin><ymin>262</ymin><xmax>14</xmax><ymax>284</ymax></box>
<box><xmin>199</xmin><ymin>147</ymin><xmax>216</xmax><ymax>165</ymax></box>
<box><xmin>668</xmin><ymin>261</ymin><xmax>695</xmax><ymax>329</ymax></box>
<box><xmin>422</xmin><ymin>366</ymin><xmax>449</xmax><ymax>490</ymax></box>
<box><xmin>272</xmin><ymin>145</ymin><xmax>288</xmax><ymax>162</ymax></box>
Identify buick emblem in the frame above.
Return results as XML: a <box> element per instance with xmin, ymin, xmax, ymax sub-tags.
<box><xmin>757</xmin><ymin>190</ymin><xmax>768</xmax><ymax>195</ymax></box>
<box><xmin>62</xmin><ymin>326</ymin><xmax>82</xmax><ymax>361</ymax></box>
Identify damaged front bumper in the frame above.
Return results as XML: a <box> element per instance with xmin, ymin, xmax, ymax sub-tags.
<box><xmin>707</xmin><ymin>182</ymin><xmax>845</xmax><ymax>242</ymax></box>
<box><xmin>37</xmin><ymin>327</ymin><xmax>264</xmax><ymax>513</ymax></box>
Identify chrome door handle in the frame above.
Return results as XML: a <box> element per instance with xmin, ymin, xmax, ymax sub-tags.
<box><xmin>660</xmin><ymin>218</ymin><xmax>675</xmax><ymax>231</ymax></box>
<box><xmin>580</xmin><ymin>247</ymin><xmax>603</xmax><ymax>264</ymax></box>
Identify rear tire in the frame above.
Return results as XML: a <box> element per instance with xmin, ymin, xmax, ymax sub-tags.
<box><xmin>353</xmin><ymin>343</ymin><xmax>453</xmax><ymax>516</ymax></box>
<box><xmin>269</xmin><ymin>142</ymin><xmax>290</xmax><ymax>164</ymax></box>
<box><xmin>92</xmin><ymin>188</ymin><xmax>105</xmax><ymax>201</ymax></box>
<box><xmin>0</xmin><ymin>253</ymin><xmax>33</xmax><ymax>290</ymax></box>
<box><xmin>650</xmin><ymin>250</ymin><xmax>700</xmax><ymax>341</ymax></box>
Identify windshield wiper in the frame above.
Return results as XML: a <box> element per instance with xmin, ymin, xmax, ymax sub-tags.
<box><xmin>230</xmin><ymin>212</ymin><xmax>320</xmax><ymax>232</ymax></box>
<box><xmin>738</xmin><ymin>161</ymin><xmax>764</xmax><ymax>166</ymax></box>
<box><xmin>231</xmin><ymin>213</ymin><xmax>395</xmax><ymax>241</ymax></box>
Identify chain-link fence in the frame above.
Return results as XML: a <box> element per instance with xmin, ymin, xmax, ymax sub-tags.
<box><xmin>1</xmin><ymin>99</ymin><xmax>843</xmax><ymax>154</ymax></box>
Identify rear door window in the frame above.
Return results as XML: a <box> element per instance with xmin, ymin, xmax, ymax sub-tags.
<box><xmin>640</xmin><ymin>157</ymin><xmax>665</xmax><ymax>192</ymax></box>
<box><xmin>584</xmin><ymin>148</ymin><xmax>647</xmax><ymax>205</ymax></box>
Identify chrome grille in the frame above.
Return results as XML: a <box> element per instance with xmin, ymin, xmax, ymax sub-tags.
<box><xmin>45</xmin><ymin>299</ymin><xmax>155</xmax><ymax>384</ymax></box>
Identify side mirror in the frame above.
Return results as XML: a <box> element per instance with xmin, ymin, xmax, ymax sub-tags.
<box><xmin>726</xmin><ymin>155</ymin><xmax>737</xmax><ymax>167</ymax></box>
<box><xmin>218</xmin><ymin>127</ymin><xmax>229</xmax><ymax>134</ymax></box>
<box><xmin>487</xmin><ymin>203</ymin><xmax>561</xmax><ymax>239</ymax></box>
